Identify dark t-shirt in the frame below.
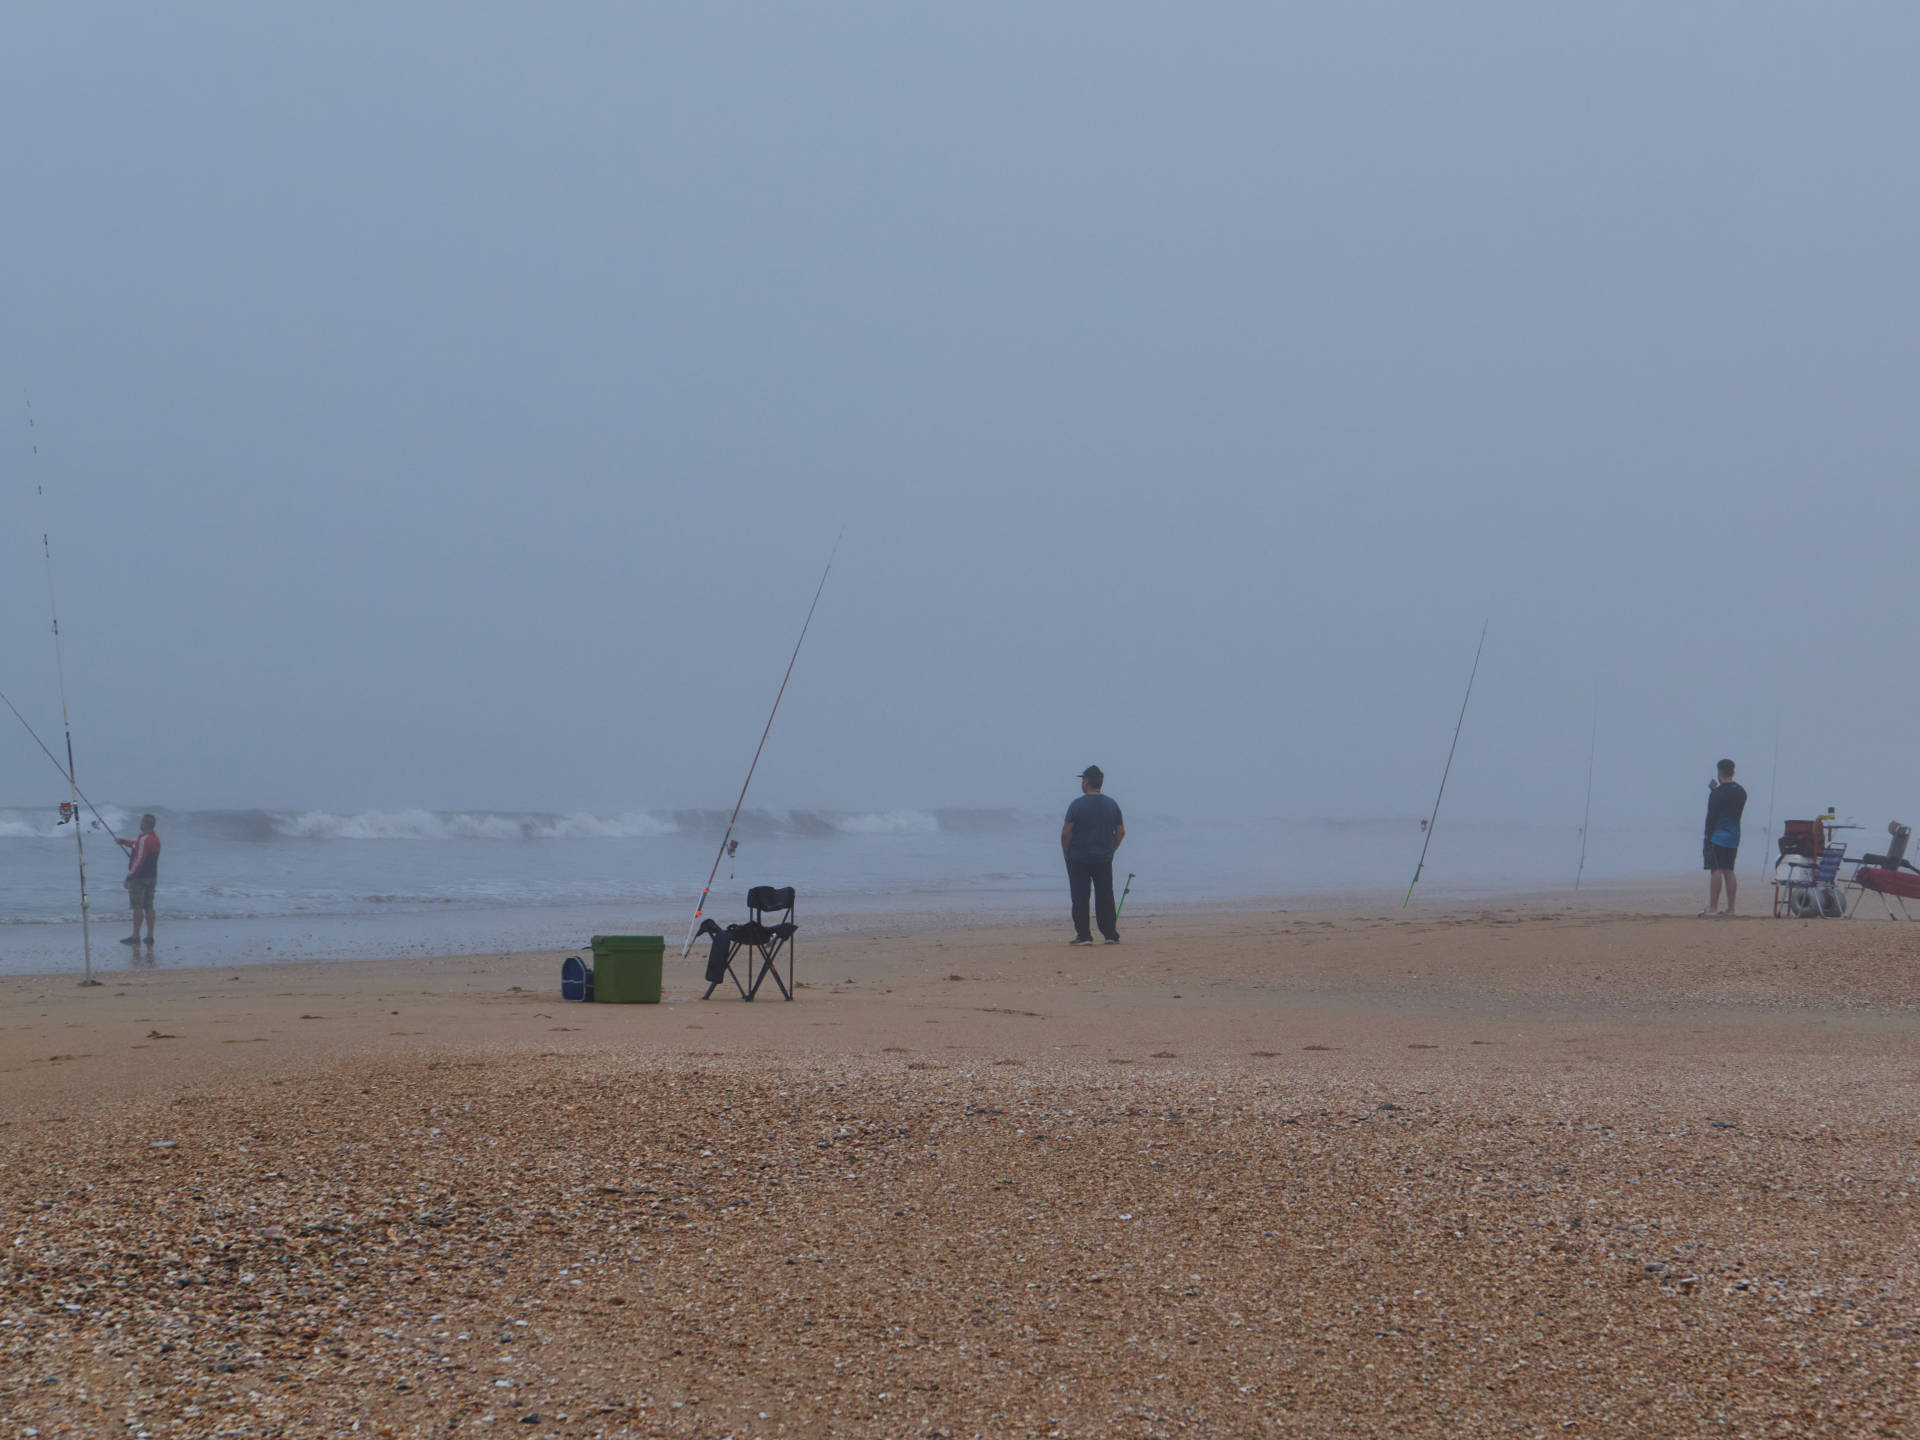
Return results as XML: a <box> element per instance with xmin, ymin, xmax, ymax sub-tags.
<box><xmin>1064</xmin><ymin>793</ymin><xmax>1123</xmax><ymax>863</ymax></box>
<box><xmin>1704</xmin><ymin>781</ymin><xmax>1747</xmax><ymax>848</ymax></box>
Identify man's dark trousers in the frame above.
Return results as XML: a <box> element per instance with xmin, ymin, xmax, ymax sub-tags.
<box><xmin>1068</xmin><ymin>859</ymin><xmax>1118</xmax><ymax>942</ymax></box>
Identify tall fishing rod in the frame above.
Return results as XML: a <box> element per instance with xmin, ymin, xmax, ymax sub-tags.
<box><xmin>28</xmin><ymin>398</ymin><xmax>101</xmax><ymax>985</ymax></box>
<box><xmin>1403</xmin><ymin>620</ymin><xmax>1488</xmax><ymax>909</ymax></box>
<box><xmin>0</xmin><ymin>684</ymin><xmax>121</xmax><ymax>842</ymax></box>
<box><xmin>1758</xmin><ymin>716</ymin><xmax>1780</xmax><ymax>879</ymax></box>
<box><xmin>1574</xmin><ymin>690</ymin><xmax>1597</xmax><ymax>890</ymax></box>
<box><xmin>680</xmin><ymin>533</ymin><xmax>842</xmax><ymax>957</ymax></box>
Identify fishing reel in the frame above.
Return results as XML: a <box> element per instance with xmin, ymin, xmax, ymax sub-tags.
<box><xmin>57</xmin><ymin>801</ymin><xmax>75</xmax><ymax>826</ymax></box>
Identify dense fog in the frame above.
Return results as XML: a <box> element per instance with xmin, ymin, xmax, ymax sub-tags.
<box><xmin>6</xmin><ymin>5</ymin><xmax>1916</xmax><ymax>844</ymax></box>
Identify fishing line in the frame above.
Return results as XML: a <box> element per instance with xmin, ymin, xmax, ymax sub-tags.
<box><xmin>680</xmin><ymin>530</ymin><xmax>842</xmax><ymax>957</ymax></box>
<box><xmin>1402</xmin><ymin>620</ymin><xmax>1488</xmax><ymax>909</ymax></box>
<box><xmin>1574</xmin><ymin>690</ymin><xmax>1597</xmax><ymax>890</ymax></box>
<box><xmin>27</xmin><ymin>398</ymin><xmax>102</xmax><ymax>984</ymax></box>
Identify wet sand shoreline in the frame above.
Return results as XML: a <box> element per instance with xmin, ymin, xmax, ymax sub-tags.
<box><xmin>0</xmin><ymin>870</ymin><xmax>1703</xmax><ymax>980</ymax></box>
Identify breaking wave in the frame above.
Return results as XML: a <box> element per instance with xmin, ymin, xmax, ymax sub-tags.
<box><xmin>0</xmin><ymin>804</ymin><xmax>135</xmax><ymax>840</ymax></box>
<box><xmin>266</xmin><ymin>809</ymin><xmax>681</xmax><ymax>841</ymax></box>
<box><xmin>0</xmin><ymin>806</ymin><xmax>1038</xmax><ymax>843</ymax></box>
<box><xmin>816</xmin><ymin>810</ymin><xmax>940</xmax><ymax>835</ymax></box>
<box><xmin>672</xmin><ymin>809</ymin><xmax>1023</xmax><ymax>837</ymax></box>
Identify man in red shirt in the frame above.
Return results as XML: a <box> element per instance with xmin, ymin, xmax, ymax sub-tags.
<box><xmin>117</xmin><ymin>813</ymin><xmax>161</xmax><ymax>948</ymax></box>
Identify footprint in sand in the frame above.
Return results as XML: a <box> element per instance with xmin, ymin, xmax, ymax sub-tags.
<box><xmin>146</xmin><ymin>1030</ymin><xmax>177</xmax><ymax>1040</ymax></box>
<box><xmin>1303</xmin><ymin>1045</ymin><xmax>1333</xmax><ymax>1052</ymax></box>
<box><xmin>882</xmin><ymin>1047</ymin><xmax>909</xmax><ymax>1053</ymax></box>
<box><xmin>549</xmin><ymin>1027</ymin><xmax>580</xmax><ymax>1032</ymax></box>
<box><xmin>1151</xmin><ymin>1051</ymin><xmax>1178</xmax><ymax>1059</ymax></box>
<box><xmin>1251</xmin><ymin>1051</ymin><xmax>1280</xmax><ymax>1058</ymax></box>
<box><xmin>1408</xmin><ymin>1043</ymin><xmax>1438</xmax><ymax>1049</ymax></box>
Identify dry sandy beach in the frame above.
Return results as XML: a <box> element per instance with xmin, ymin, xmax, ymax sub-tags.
<box><xmin>2</xmin><ymin>899</ymin><xmax>1916</xmax><ymax>1438</ymax></box>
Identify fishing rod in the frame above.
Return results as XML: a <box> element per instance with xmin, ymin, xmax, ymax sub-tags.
<box><xmin>0</xmin><ymin>684</ymin><xmax>122</xmax><ymax>842</ymax></box>
<box><xmin>1116</xmin><ymin>872</ymin><xmax>1135</xmax><ymax>919</ymax></box>
<box><xmin>28</xmin><ymin>398</ymin><xmax>101</xmax><ymax>985</ymax></box>
<box><xmin>1403</xmin><ymin>620</ymin><xmax>1488</xmax><ymax>909</ymax></box>
<box><xmin>1758</xmin><ymin>716</ymin><xmax>1780</xmax><ymax>879</ymax></box>
<box><xmin>679</xmin><ymin>532</ymin><xmax>842</xmax><ymax>958</ymax></box>
<box><xmin>1574</xmin><ymin>691</ymin><xmax>1597</xmax><ymax>890</ymax></box>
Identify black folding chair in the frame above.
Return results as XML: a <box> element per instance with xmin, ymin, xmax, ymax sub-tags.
<box><xmin>698</xmin><ymin>886</ymin><xmax>797</xmax><ymax>1001</ymax></box>
<box><xmin>1859</xmin><ymin>822</ymin><xmax>1917</xmax><ymax>874</ymax></box>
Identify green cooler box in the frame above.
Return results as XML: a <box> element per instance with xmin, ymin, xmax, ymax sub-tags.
<box><xmin>591</xmin><ymin>934</ymin><xmax>664</xmax><ymax>1004</ymax></box>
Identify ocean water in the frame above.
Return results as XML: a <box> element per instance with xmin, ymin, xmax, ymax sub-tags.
<box><xmin>0</xmin><ymin>804</ymin><xmax>1668</xmax><ymax>975</ymax></box>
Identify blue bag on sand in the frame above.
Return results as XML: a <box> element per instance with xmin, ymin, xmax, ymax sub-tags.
<box><xmin>561</xmin><ymin>955</ymin><xmax>594</xmax><ymax>1002</ymax></box>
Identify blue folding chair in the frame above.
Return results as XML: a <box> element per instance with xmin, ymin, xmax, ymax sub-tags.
<box><xmin>1780</xmin><ymin>844</ymin><xmax>1848</xmax><ymax>918</ymax></box>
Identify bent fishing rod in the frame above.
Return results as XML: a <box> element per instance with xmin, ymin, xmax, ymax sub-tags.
<box><xmin>680</xmin><ymin>533</ymin><xmax>842</xmax><ymax>957</ymax></box>
<box><xmin>0</xmin><ymin>684</ymin><xmax>122</xmax><ymax>843</ymax></box>
<box><xmin>1403</xmin><ymin>620</ymin><xmax>1488</xmax><ymax>908</ymax></box>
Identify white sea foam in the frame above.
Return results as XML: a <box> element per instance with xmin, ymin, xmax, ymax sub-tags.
<box><xmin>264</xmin><ymin>808</ymin><xmax>679</xmax><ymax>840</ymax></box>
<box><xmin>0</xmin><ymin>804</ymin><xmax>967</xmax><ymax>842</ymax></box>
<box><xmin>830</xmin><ymin>810</ymin><xmax>941</xmax><ymax>835</ymax></box>
<box><xmin>527</xmin><ymin>811</ymin><xmax>678</xmax><ymax>840</ymax></box>
<box><xmin>270</xmin><ymin>809</ymin><xmax>481</xmax><ymax>840</ymax></box>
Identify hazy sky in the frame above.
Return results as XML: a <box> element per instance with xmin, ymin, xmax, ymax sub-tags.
<box><xmin>5</xmin><ymin>4</ymin><xmax>1917</xmax><ymax>835</ymax></box>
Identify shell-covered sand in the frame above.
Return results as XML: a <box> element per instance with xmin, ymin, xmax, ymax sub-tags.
<box><xmin>3</xmin><ymin>903</ymin><xmax>1916</xmax><ymax>1436</ymax></box>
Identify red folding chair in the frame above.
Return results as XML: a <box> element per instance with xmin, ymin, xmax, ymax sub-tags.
<box><xmin>1850</xmin><ymin>866</ymin><xmax>1920</xmax><ymax>920</ymax></box>
<box><xmin>1846</xmin><ymin>823</ymin><xmax>1919</xmax><ymax>919</ymax></box>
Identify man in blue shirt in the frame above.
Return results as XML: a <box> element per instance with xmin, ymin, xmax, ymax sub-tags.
<box><xmin>1061</xmin><ymin>765</ymin><xmax>1126</xmax><ymax>945</ymax></box>
<box><xmin>1702</xmin><ymin>758</ymin><xmax>1747</xmax><ymax>917</ymax></box>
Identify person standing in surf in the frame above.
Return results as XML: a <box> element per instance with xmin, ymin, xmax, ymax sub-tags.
<box><xmin>1701</xmin><ymin>760</ymin><xmax>1746</xmax><ymax>917</ymax></box>
<box><xmin>1062</xmin><ymin>766</ymin><xmax>1125</xmax><ymax>946</ymax></box>
<box><xmin>118</xmin><ymin>813</ymin><xmax>161</xmax><ymax>948</ymax></box>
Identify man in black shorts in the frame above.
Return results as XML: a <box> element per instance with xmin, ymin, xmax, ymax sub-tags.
<box><xmin>1061</xmin><ymin>766</ymin><xmax>1125</xmax><ymax>945</ymax></box>
<box><xmin>1701</xmin><ymin>759</ymin><xmax>1746</xmax><ymax>917</ymax></box>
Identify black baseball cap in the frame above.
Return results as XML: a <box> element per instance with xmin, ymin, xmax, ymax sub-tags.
<box><xmin>1078</xmin><ymin>765</ymin><xmax>1104</xmax><ymax>785</ymax></box>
